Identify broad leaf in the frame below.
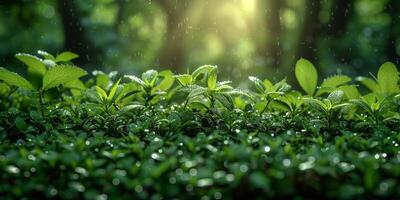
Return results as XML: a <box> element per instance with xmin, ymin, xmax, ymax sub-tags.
<box><xmin>214</xmin><ymin>93</ymin><xmax>234</xmax><ymax>110</ymax></box>
<box><xmin>155</xmin><ymin>70</ymin><xmax>175</xmax><ymax>91</ymax></box>
<box><xmin>93</xmin><ymin>71</ymin><xmax>110</xmax><ymax>90</ymax></box>
<box><xmin>125</xmin><ymin>75</ymin><xmax>146</xmax><ymax>88</ymax></box>
<box><xmin>192</xmin><ymin>65</ymin><xmax>217</xmax><ymax>81</ymax></box>
<box><xmin>377</xmin><ymin>62</ymin><xmax>399</xmax><ymax>94</ymax></box>
<box><xmin>15</xmin><ymin>53</ymin><xmax>47</xmax><ymax>76</ymax></box>
<box><xmin>175</xmin><ymin>74</ymin><xmax>192</xmax><ymax>86</ymax></box>
<box><xmin>317</xmin><ymin>75</ymin><xmax>352</xmax><ymax>96</ymax></box>
<box><xmin>187</xmin><ymin>87</ymin><xmax>207</xmax><ymax>99</ymax></box>
<box><xmin>321</xmin><ymin>75</ymin><xmax>351</xmax><ymax>88</ymax></box>
<box><xmin>295</xmin><ymin>58</ymin><xmax>318</xmax><ymax>95</ymax></box>
<box><xmin>142</xmin><ymin>70</ymin><xmax>158</xmax><ymax>86</ymax></box>
<box><xmin>37</xmin><ymin>50</ymin><xmax>55</xmax><ymax>60</ymax></box>
<box><xmin>248</xmin><ymin>76</ymin><xmax>265</xmax><ymax>93</ymax></box>
<box><xmin>327</xmin><ymin>90</ymin><xmax>344</xmax><ymax>105</ymax></box>
<box><xmin>304</xmin><ymin>98</ymin><xmax>327</xmax><ymax>113</ymax></box>
<box><xmin>338</xmin><ymin>85</ymin><xmax>359</xmax><ymax>99</ymax></box>
<box><xmin>356</xmin><ymin>77</ymin><xmax>379</xmax><ymax>93</ymax></box>
<box><xmin>55</xmin><ymin>51</ymin><xmax>79</xmax><ymax>62</ymax></box>
<box><xmin>42</xmin><ymin>65</ymin><xmax>87</xmax><ymax>90</ymax></box>
<box><xmin>0</xmin><ymin>67</ymin><xmax>34</xmax><ymax>90</ymax></box>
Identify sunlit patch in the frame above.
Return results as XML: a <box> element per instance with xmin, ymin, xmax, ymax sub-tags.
<box><xmin>241</xmin><ymin>0</ymin><xmax>256</xmax><ymax>14</ymax></box>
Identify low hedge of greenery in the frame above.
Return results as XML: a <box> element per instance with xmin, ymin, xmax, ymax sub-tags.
<box><xmin>0</xmin><ymin>51</ymin><xmax>400</xmax><ymax>200</ymax></box>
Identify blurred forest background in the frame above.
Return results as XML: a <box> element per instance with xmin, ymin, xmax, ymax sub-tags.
<box><xmin>0</xmin><ymin>0</ymin><xmax>399</xmax><ymax>85</ymax></box>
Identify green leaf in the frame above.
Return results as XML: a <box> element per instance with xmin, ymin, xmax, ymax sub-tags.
<box><xmin>192</xmin><ymin>65</ymin><xmax>217</xmax><ymax>81</ymax></box>
<box><xmin>304</xmin><ymin>98</ymin><xmax>327</xmax><ymax>113</ymax></box>
<box><xmin>107</xmin><ymin>79</ymin><xmax>121</xmax><ymax>101</ymax></box>
<box><xmin>15</xmin><ymin>53</ymin><xmax>47</xmax><ymax>76</ymax></box>
<box><xmin>42</xmin><ymin>65</ymin><xmax>87</xmax><ymax>90</ymax></box>
<box><xmin>321</xmin><ymin>75</ymin><xmax>351</xmax><ymax>88</ymax></box>
<box><xmin>37</xmin><ymin>50</ymin><xmax>55</xmax><ymax>60</ymax></box>
<box><xmin>142</xmin><ymin>70</ymin><xmax>158</xmax><ymax>86</ymax></box>
<box><xmin>327</xmin><ymin>90</ymin><xmax>344</xmax><ymax>105</ymax></box>
<box><xmin>64</xmin><ymin>79</ymin><xmax>86</xmax><ymax>96</ymax></box>
<box><xmin>295</xmin><ymin>58</ymin><xmax>318</xmax><ymax>95</ymax></box>
<box><xmin>55</xmin><ymin>51</ymin><xmax>79</xmax><ymax>62</ymax></box>
<box><xmin>0</xmin><ymin>67</ymin><xmax>34</xmax><ymax>90</ymax></box>
<box><xmin>214</xmin><ymin>93</ymin><xmax>234</xmax><ymax>110</ymax></box>
<box><xmin>377</xmin><ymin>62</ymin><xmax>399</xmax><ymax>94</ymax></box>
<box><xmin>93</xmin><ymin>71</ymin><xmax>110</xmax><ymax>90</ymax></box>
<box><xmin>15</xmin><ymin>117</ymin><xmax>28</xmax><ymax>132</ymax></box>
<box><xmin>338</xmin><ymin>85</ymin><xmax>359</xmax><ymax>99</ymax></box>
<box><xmin>154</xmin><ymin>70</ymin><xmax>175</xmax><ymax>91</ymax></box>
<box><xmin>317</xmin><ymin>75</ymin><xmax>352</xmax><ymax>96</ymax></box>
<box><xmin>124</xmin><ymin>75</ymin><xmax>146</xmax><ymax>88</ymax></box>
<box><xmin>175</xmin><ymin>74</ymin><xmax>192</xmax><ymax>86</ymax></box>
<box><xmin>356</xmin><ymin>77</ymin><xmax>379</xmax><ymax>93</ymax></box>
<box><xmin>187</xmin><ymin>86</ymin><xmax>207</xmax><ymax>99</ymax></box>
<box><xmin>95</xmin><ymin>86</ymin><xmax>108</xmax><ymax>100</ymax></box>
<box><xmin>350</xmin><ymin>99</ymin><xmax>373</xmax><ymax>115</ymax></box>
<box><xmin>207</xmin><ymin>67</ymin><xmax>218</xmax><ymax>90</ymax></box>
<box><xmin>248</xmin><ymin>76</ymin><xmax>265</xmax><ymax>93</ymax></box>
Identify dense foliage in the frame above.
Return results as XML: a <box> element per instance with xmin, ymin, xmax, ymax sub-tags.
<box><xmin>0</xmin><ymin>51</ymin><xmax>400</xmax><ymax>200</ymax></box>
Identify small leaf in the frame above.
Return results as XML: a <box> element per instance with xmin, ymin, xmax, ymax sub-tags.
<box><xmin>187</xmin><ymin>87</ymin><xmax>207</xmax><ymax>99</ymax></box>
<box><xmin>356</xmin><ymin>77</ymin><xmax>379</xmax><ymax>93</ymax></box>
<box><xmin>93</xmin><ymin>71</ymin><xmax>110</xmax><ymax>90</ymax></box>
<box><xmin>249</xmin><ymin>76</ymin><xmax>265</xmax><ymax>93</ymax></box>
<box><xmin>295</xmin><ymin>58</ymin><xmax>318</xmax><ymax>95</ymax></box>
<box><xmin>192</xmin><ymin>65</ymin><xmax>217</xmax><ymax>81</ymax></box>
<box><xmin>96</xmin><ymin>86</ymin><xmax>108</xmax><ymax>100</ymax></box>
<box><xmin>142</xmin><ymin>70</ymin><xmax>158</xmax><ymax>86</ymax></box>
<box><xmin>15</xmin><ymin>117</ymin><xmax>28</xmax><ymax>132</ymax></box>
<box><xmin>0</xmin><ymin>67</ymin><xmax>34</xmax><ymax>90</ymax></box>
<box><xmin>42</xmin><ymin>65</ymin><xmax>87</xmax><ymax>90</ymax></box>
<box><xmin>338</xmin><ymin>85</ymin><xmax>359</xmax><ymax>99</ymax></box>
<box><xmin>316</xmin><ymin>75</ymin><xmax>352</xmax><ymax>96</ymax></box>
<box><xmin>207</xmin><ymin>67</ymin><xmax>218</xmax><ymax>90</ymax></box>
<box><xmin>55</xmin><ymin>51</ymin><xmax>79</xmax><ymax>62</ymax></box>
<box><xmin>107</xmin><ymin>79</ymin><xmax>121</xmax><ymax>101</ymax></box>
<box><xmin>37</xmin><ymin>50</ymin><xmax>55</xmax><ymax>60</ymax></box>
<box><xmin>154</xmin><ymin>70</ymin><xmax>175</xmax><ymax>91</ymax></box>
<box><xmin>15</xmin><ymin>53</ymin><xmax>47</xmax><ymax>76</ymax></box>
<box><xmin>321</xmin><ymin>75</ymin><xmax>351</xmax><ymax>88</ymax></box>
<box><xmin>304</xmin><ymin>98</ymin><xmax>327</xmax><ymax>113</ymax></box>
<box><xmin>30</xmin><ymin>110</ymin><xmax>43</xmax><ymax>122</ymax></box>
<box><xmin>377</xmin><ymin>62</ymin><xmax>399</xmax><ymax>94</ymax></box>
<box><xmin>350</xmin><ymin>99</ymin><xmax>373</xmax><ymax>115</ymax></box>
<box><xmin>125</xmin><ymin>75</ymin><xmax>146</xmax><ymax>88</ymax></box>
<box><xmin>214</xmin><ymin>93</ymin><xmax>234</xmax><ymax>110</ymax></box>
<box><xmin>327</xmin><ymin>90</ymin><xmax>344</xmax><ymax>105</ymax></box>
<box><xmin>175</xmin><ymin>74</ymin><xmax>192</xmax><ymax>86</ymax></box>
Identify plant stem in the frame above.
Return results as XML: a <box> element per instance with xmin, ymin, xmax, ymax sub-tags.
<box><xmin>261</xmin><ymin>97</ymin><xmax>272</xmax><ymax>114</ymax></box>
<box><xmin>183</xmin><ymin>98</ymin><xmax>189</xmax><ymax>109</ymax></box>
<box><xmin>38</xmin><ymin>90</ymin><xmax>45</xmax><ymax>118</ymax></box>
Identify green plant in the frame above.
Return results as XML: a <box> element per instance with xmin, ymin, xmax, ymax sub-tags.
<box><xmin>0</xmin><ymin>51</ymin><xmax>86</xmax><ymax>117</ymax></box>
<box><xmin>295</xmin><ymin>58</ymin><xmax>318</xmax><ymax>96</ymax></box>
<box><xmin>304</xmin><ymin>90</ymin><xmax>350</xmax><ymax>130</ymax></box>
<box><xmin>124</xmin><ymin>69</ymin><xmax>174</xmax><ymax>107</ymax></box>
<box><xmin>357</xmin><ymin>62</ymin><xmax>400</xmax><ymax>95</ymax></box>
<box><xmin>176</xmin><ymin>65</ymin><xmax>245</xmax><ymax>110</ymax></box>
<box><xmin>295</xmin><ymin>58</ymin><xmax>359</xmax><ymax>99</ymax></box>
<box><xmin>248</xmin><ymin>76</ymin><xmax>290</xmax><ymax>113</ymax></box>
